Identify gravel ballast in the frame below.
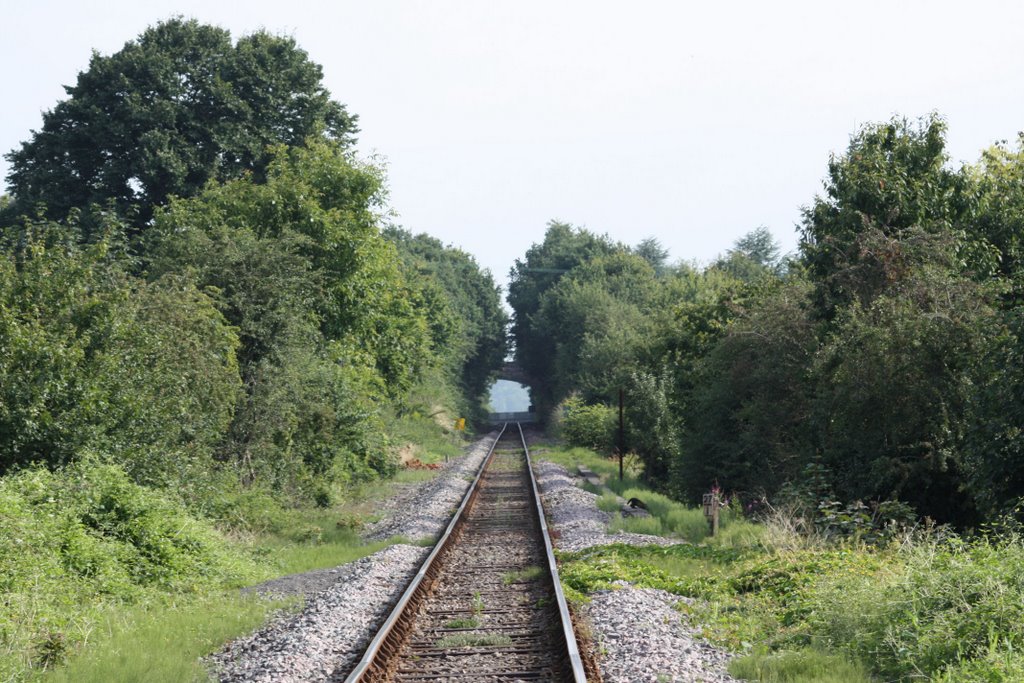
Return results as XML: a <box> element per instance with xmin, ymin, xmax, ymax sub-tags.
<box><xmin>363</xmin><ymin>432</ymin><xmax>496</xmax><ymax>542</ymax></box>
<box><xmin>533</xmin><ymin>459</ymin><xmax>679</xmax><ymax>553</ymax></box>
<box><xmin>585</xmin><ymin>586</ymin><xmax>737</xmax><ymax>683</ymax></box>
<box><xmin>211</xmin><ymin>433</ymin><xmax>498</xmax><ymax>682</ymax></box>
<box><xmin>533</xmin><ymin>456</ymin><xmax>738</xmax><ymax>683</ymax></box>
<box><xmin>211</xmin><ymin>432</ymin><xmax>737</xmax><ymax>683</ymax></box>
<box><xmin>211</xmin><ymin>543</ymin><xmax>428</xmax><ymax>683</ymax></box>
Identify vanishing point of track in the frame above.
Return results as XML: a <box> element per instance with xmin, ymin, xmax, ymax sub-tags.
<box><xmin>344</xmin><ymin>423</ymin><xmax>590</xmax><ymax>682</ymax></box>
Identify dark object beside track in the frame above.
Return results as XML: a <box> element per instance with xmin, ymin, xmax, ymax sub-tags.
<box><xmin>343</xmin><ymin>423</ymin><xmax>589</xmax><ymax>682</ymax></box>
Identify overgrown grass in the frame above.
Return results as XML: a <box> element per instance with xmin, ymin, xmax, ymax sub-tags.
<box><xmin>256</xmin><ymin>522</ymin><xmax>400</xmax><ymax>577</ymax></box>
<box><xmin>610</xmin><ymin>487</ymin><xmax>716</xmax><ymax>542</ymax></box>
<box><xmin>543</xmin><ymin>442</ymin><xmax>1024</xmax><ymax>681</ymax></box>
<box><xmin>41</xmin><ymin>593</ymin><xmax>291</xmax><ymax>683</ymax></box>
<box><xmin>595</xmin><ymin>490</ymin><xmax>621</xmax><ymax>513</ymax></box>
<box><xmin>6</xmin><ymin>412</ymin><xmax>472</xmax><ymax>682</ymax></box>
<box><xmin>0</xmin><ymin>462</ymin><xmax>427</xmax><ymax>682</ymax></box>
<box><xmin>535</xmin><ymin>443</ymin><xmax>757</xmax><ymax>543</ymax></box>
<box><xmin>0</xmin><ymin>460</ymin><xmax>263</xmax><ymax>680</ymax></box>
<box><xmin>805</xmin><ymin>536</ymin><xmax>1024</xmax><ymax>681</ymax></box>
<box><xmin>729</xmin><ymin>648</ymin><xmax>871</xmax><ymax>683</ymax></box>
<box><xmin>561</xmin><ymin>525</ymin><xmax>1024</xmax><ymax>682</ymax></box>
<box><xmin>534</xmin><ymin>444</ymin><xmax>645</xmax><ymax>487</ymax></box>
<box><xmin>610</xmin><ymin>514</ymin><xmax>665</xmax><ymax>536</ymax></box>
<box><xmin>384</xmin><ymin>412</ymin><xmax>464</xmax><ymax>465</ymax></box>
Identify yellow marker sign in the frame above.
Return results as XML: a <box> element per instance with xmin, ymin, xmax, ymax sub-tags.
<box><xmin>455</xmin><ymin>418</ymin><xmax>466</xmax><ymax>431</ymax></box>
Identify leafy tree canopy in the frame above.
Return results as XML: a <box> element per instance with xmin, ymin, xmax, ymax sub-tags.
<box><xmin>712</xmin><ymin>227</ymin><xmax>783</xmax><ymax>282</ymax></box>
<box><xmin>799</xmin><ymin>114</ymin><xmax>983</xmax><ymax>317</ymax></box>
<box><xmin>508</xmin><ymin>221</ymin><xmax>619</xmax><ymax>408</ymax></box>
<box><xmin>384</xmin><ymin>228</ymin><xmax>508</xmax><ymax>407</ymax></box>
<box><xmin>971</xmin><ymin>134</ymin><xmax>1024</xmax><ymax>279</ymax></box>
<box><xmin>148</xmin><ymin>139</ymin><xmax>427</xmax><ymax>396</ymax></box>
<box><xmin>733</xmin><ymin>226</ymin><xmax>781</xmax><ymax>267</ymax></box>
<box><xmin>4</xmin><ymin>17</ymin><xmax>357</xmax><ymax>228</ymax></box>
<box><xmin>633</xmin><ymin>236</ymin><xmax>670</xmax><ymax>272</ymax></box>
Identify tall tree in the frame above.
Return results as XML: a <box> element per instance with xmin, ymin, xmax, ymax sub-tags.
<box><xmin>4</xmin><ymin>18</ymin><xmax>357</xmax><ymax>228</ymax></box>
<box><xmin>145</xmin><ymin>141</ymin><xmax>429</xmax><ymax>487</ymax></box>
<box><xmin>971</xmin><ymin>135</ymin><xmax>1024</xmax><ymax>279</ymax></box>
<box><xmin>634</xmin><ymin>236</ymin><xmax>670</xmax><ymax>273</ymax></box>
<box><xmin>532</xmin><ymin>252</ymin><xmax>659</xmax><ymax>403</ymax></box>
<box><xmin>810</xmin><ymin>249</ymin><xmax>993</xmax><ymax>524</ymax></box>
<box><xmin>680</xmin><ymin>278</ymin><xmax>816</xmax><ymax>501</ymax></box>
<box><xmin>384</xmin><ymin>228</ymin><xmax>508</xmax><ymax>410</ymax></box>
<box><xmin>961</xmin><ymin>136</ymin><xmax>1024</xmax><ymax>515</ymax></box>
<box><xmin>507</xmin><ymin>221</ymin><xmax>617</xmax><ymax>410</ymax></box>
<box><xmin>799</xmin><ymin>115</ymin><xmax>975</xmax><ymax>318</ymax></box>
<box><xmin>733</xmin><ymin>226</ymin><xmax>781</xmax><ymax>267</ymax></box>
<box><xmin>713</xmin><ymin>227</ymin><xmax>783</xmax><ymax>282</ymax></box>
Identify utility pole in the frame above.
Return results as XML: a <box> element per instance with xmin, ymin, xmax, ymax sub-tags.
<box><xmin>618</xmin><ymin>388</ymin><xmax>625</xmax><ymax>481</ymax></box>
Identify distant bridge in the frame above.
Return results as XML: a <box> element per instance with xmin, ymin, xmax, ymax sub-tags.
<box><xmin>487</xmin><ymin>411</ymin><xmax>537</xmax><ymax>424</ymax></box>
<box><xmin>497</xmin><ymin>361</ymin><xmax>532</xmax><ymax>386</ymax></box>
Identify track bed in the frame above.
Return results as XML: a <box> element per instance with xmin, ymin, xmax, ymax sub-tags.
<box><xmin>345</xmin><ymin>424</ymin><xmax>587</xmax><ymax>683</ymax></box>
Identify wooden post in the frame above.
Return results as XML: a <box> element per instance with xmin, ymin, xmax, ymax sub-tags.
<box><xmin>618</xmin><ymin>388</ymin><xmax>625</xmax><ymax>482</ymax></box>
<box><xmin>702</xmin><ymin>492</ymin><xmax>720</xmax><ymax>536</ymax></box>
<box><xmin>712</xmin><ymin>497</ymin><xmax>720</xmax><ymax>536</ymax></box>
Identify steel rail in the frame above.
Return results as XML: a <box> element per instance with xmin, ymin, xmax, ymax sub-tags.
<box><xmin>516</xmin><ymin>422</ymin><xmax>588</xmax><ymax>682</ymax></box>
<box><xmin>343</xmin><ymin>422</ymin><xmax>588</xmax><ymax>682</ymax></box>
<box><xmin>344</xmin><ymin>423</ymin><xmax>508</xmax><ymax>683</ymax></box>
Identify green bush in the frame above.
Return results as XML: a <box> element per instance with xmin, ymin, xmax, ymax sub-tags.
<box><xmin>193</xmin><ymin>479</ymin><xmax>287</xmax><ymax>535</ymax></box>
<box><xmin>0</xmin><ymin>460</ymin><xmax>260</xmax><ymax>676</ymax></box>
<box><xmin>0</xmin><ymin>224</ymin><xmax>241</xmax><ymax>482</ymax></box>
<box><xmin>559</xmin><ymin>396</ymin><xmax>615</xmax><ymax>453</ymax></box>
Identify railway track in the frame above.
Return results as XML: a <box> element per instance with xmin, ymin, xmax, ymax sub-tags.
<box><xmin>344</xmin><ymin>423</ymin><xmax>591</xmax><ymax>683</ymax></box>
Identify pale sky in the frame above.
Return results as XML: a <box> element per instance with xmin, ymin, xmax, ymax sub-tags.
<box><xmin>3</xmin><ymin>1</ymin><xmax>1023</xmax><ymax>291</ymax></box>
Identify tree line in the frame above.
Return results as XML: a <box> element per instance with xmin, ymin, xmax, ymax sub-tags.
<box><xmin>511</xmin><ymin>115</ymin><xmax>1024</xmax><ymax>528</ymax></box>
<box><xmin>0</xmin><ymin>18</ymin><xmax>507</xmax><ymax>511</ymax></box>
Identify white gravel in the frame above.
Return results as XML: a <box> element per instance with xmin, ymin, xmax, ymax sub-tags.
<box><xmin>210</xmin><ymin>543</ymin><xmax>428</xmax><ymax>683</ymax></box>
<box><xmin>532</xmin><ymin>457</ymin><xmax>738</xmax><ymax>683</ymax></box>
<box><xmin>363</xmin><ymin>432</ymin><xmax>496</xmax><ymax>542</ymax></box>
<box><xmin>533</xmin><ymin>459</ymin><xmax>680</xmax><ymax>553</ymax></box>
<box><xmin>585</xmin><ymin>586</ymin><xmax>738</xmax><ymax>683</ymax></box>
<box><xmin>210</xmin><ymin>433</ymin><xmax>500</xmax><ymax>682</ymax></box>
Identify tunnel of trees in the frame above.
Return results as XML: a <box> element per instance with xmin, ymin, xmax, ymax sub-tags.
<box><xmin>509</xmin><ymin>118</ymin><xmax>1024</xmax><ymax>528</ymax></box>
<box><xmin>12</xmin><ymin>18</ymin><xmax>1024</xmax><ymax>683</ymax></box>
<box><xmin>4</xmin><ymin>16</ymin><xmax>1024</xmax><ymax>564</ymax></box>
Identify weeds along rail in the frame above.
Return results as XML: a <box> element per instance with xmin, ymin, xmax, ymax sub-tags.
<box><xmin>344</xmin><ymin>423</ymin><xmax>589</xmax><ymax>682</ymax></box>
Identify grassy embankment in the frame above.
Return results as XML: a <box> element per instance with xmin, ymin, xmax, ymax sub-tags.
<box><xmin>1</xmin><ymin>413</ymin><xmax>465</xmax><ymax>683</ymax></box>
<box><xmin>537</xmin><ymin>443</ymin><xmax>1024</xmax><ymax>683</ymax></box>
